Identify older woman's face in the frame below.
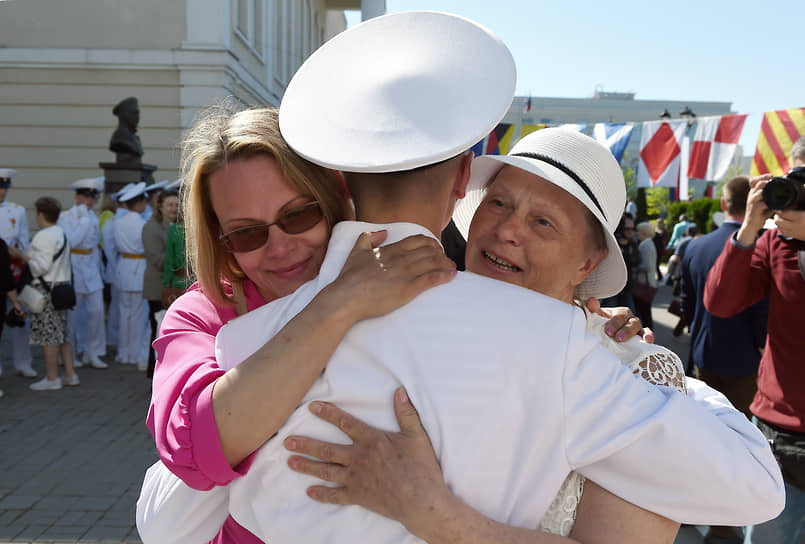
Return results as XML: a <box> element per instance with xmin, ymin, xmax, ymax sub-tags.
<box><xmin>465</xmin><ymin>165</ymin><xmax>602</xmax><ymax>303</ymax></box>
<box><xmin>209</xmin><ymin>155</ymin><xmax>329</xmax><ymax>301</ymax></box>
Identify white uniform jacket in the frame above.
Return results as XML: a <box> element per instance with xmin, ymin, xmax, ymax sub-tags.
<box><xmin>102</xmin><ymin>209</ymin><xmax>126</xmax><ymax>284</ymax></box>
<box><xmin>114</xmin><ymin>210</ymin><xmax>146</xmax><ymax>292</ymax></box>
<box><xmin>0</xmin><ymin>200</ymin><xmax>29</xmax><ymax>250</ymax></box>
<box><xmin>137</xmin><ymin>222</ymin><xmax>784</xmax><ymax>544</ymax></box>
<box><xmin>59</xmin><ymin>204</ymin><xmax>103</xmax><ymax>294</ymax></box>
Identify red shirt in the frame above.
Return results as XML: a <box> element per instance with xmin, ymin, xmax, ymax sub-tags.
<box><xmin>704</xmin><ymin>229</ymin><xmax>805</xmax><ymax>433</ymax></box>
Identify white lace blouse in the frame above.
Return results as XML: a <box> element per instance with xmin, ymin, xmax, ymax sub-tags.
<box><xmin>537</xmin><ymin>313</ymin><xmax>687</xmax><ymax>536</ymax></box>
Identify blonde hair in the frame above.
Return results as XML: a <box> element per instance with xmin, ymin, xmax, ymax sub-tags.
<box><xmin>182</xmin><ymin>105</ymin><xmax>348</xmax><ymax>307</ymax></box>
<box><xmin>636</xmin><ymin>221</ymin><xmax>655</xmax><ymax>238</ymax></box>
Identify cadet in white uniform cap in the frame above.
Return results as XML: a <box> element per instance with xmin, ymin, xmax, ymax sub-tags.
<box><xmin>114</xmin><ymin>182</ymin><xmax>150</xmax><ymax>367</ymax></box>
<box><xmin>0</xmin><ymin>168</ymin><xmax>36</xmax><ymax>378</ymax></box>
<box><xmin>58</xmin><ymin>176</ymin><xmax>108</xmax><ymax>369</ymax></box>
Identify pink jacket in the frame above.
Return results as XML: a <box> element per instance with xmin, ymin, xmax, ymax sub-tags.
<box><xmin>147</xmin><ymin>280</ymin><xmax>266</xmax><ymax>543</ymax></box>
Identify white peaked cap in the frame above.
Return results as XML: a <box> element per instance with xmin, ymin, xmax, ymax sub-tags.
<box><xmin>279</xmin><ymin>11</ymin><xmax>516</xmax><ymax>173</ymax></box>
<box><xmin>117</xmin><ymin>181</ymin><xmax>147</xmax><ymax>202</ymax></box>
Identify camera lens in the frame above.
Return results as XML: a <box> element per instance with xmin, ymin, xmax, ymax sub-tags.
<box><xmin>762</xmin><ymin>177</ymin><xmax>799</xmax><ymax>210</ymax></box>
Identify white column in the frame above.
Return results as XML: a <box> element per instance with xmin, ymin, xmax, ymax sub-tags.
<box><xmin>184</xmin><ymin>0</ymin><xmax>230</xmax><ymax>49</ymax></box>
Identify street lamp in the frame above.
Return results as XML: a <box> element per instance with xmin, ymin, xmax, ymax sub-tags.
<box><xmin>660</xmin><ymin>108</ymin><xmax>671</xmax><ymax>120</ymax></box>
<box><xmin>680</xmin><ymin>106</ymin><xmax>696</xmax><ymax>126</ymax></box>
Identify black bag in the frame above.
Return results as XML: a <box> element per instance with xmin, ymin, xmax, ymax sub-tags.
<box><xmin>38</xmin><ymin>232</ymin><xmax>76</xmax><ymax>311</ymax></box>
<box><xmin>49</xmin><ymin>282</ymin><xmax>76</xmax><ymax>310</ymax></box>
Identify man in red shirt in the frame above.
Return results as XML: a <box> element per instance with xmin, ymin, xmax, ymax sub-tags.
<box><xmin>704</xmin><ymin>135</ymin><xmax>805</xmax><ymax>543</ymax></box>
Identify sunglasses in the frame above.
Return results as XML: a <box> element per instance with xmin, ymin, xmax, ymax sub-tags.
<box><xmin>219</xmin><ymin>200</ymin><xmax>324</xmax><ymax>253</ymax></box>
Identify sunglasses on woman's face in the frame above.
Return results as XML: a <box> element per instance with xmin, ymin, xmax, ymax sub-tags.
<box><xmin>219</xmin><ymin>200</ymin><xmax>324</xmax><ymax>253</ymax></box>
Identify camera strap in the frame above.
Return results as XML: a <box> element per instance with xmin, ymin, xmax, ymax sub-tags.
<box><xmin>799</xmin><ymin>249</ymin><xmax>805</xmax><ymax>282</ymax></box>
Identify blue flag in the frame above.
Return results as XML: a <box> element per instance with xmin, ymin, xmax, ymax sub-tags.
<box><xmin>593</xmin><ymin>123</ymin><xmax>634</xmax><ymax>164</ymax></box>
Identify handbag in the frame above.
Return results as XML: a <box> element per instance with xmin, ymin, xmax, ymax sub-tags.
<box><xmin>632</xmin><ymin>281</ymin><xmax>658</xmax><ymax>303</ymax></box>
<box><xmin>17</xmin><ymin>283</ymin><xmax>47</xmax><ymax>313</ymax></box>
<box><xmin>667</xmin><ymin>297</ymin><xmax>683</xmax><ymax>317</ymax></box>
<box><xmin>37</xmin><ymin>232</ymin><xmax>76</xmax><ymax>311</ymax></box>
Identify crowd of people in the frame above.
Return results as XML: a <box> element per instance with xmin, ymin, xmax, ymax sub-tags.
<box><xmin>2</xmin><ymin>9</ymin><xmax>803</xmax><ymax>543</ymax></box>
<box><xmin>132</xmin><ymin>10</ymin><xmax>801</xmax><ymax>544</ymax></box>
<box><xmin>0</xmin><ymin>169</ymin><xmax>186</xmax><ymax>395</ymax></box>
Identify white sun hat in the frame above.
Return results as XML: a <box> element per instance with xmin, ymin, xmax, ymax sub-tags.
<box><xmin>453</xmin><ymin>128</ymin><xmax>628</xmax><ymax>300</ymax></box>
<box><xmin>279</xmin><ymin>11</ymin><xmax>516</xmax><ymax>173</ymax></box>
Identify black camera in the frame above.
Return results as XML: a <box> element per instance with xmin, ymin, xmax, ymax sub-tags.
<box><xmin>762</xmin><ymin>166</ymin><xmax>805</xmax><ymax>210</ymax></box>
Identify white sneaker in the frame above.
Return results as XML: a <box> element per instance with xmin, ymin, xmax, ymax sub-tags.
<box><xmin>83</xmin><ymin>354</ymin><xmax>109</xmax><ymax>369</ymax></box>
<box><xmin>136</xmin><ymin>360</ymin><xmax>148</xmax><ymax>372</ymax></box>
<box><xmin>30</xmin><ymin>377</ymin><xmax>62</xmax><ymax>391</ymax></box>
<box><xmin>62</xmin><ymin>374</ymin><xmax>80</xmax><ymax>386</ymax></box>
<box><xmin>17</xmin><ymin>367</ymin><xmax>38</xmax><ymax>379</ymax></box>
<box><xmin>73</xmin><ymin>358</ymin><xmax>84</xmax><ymax>368</ymax></box>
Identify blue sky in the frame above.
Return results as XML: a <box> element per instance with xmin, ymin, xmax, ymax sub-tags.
<box><xmin>346</xmin><ymin>1</ymin><xmax>805</xmax><ymax>156</ymax></box>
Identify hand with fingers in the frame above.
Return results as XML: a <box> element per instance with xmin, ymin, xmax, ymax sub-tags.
<box><xmin>285</xmin><ymin>387</ymin><xmax>449</xmax><ymax>538</ymax></box>
<box><xmin>584</xmin><ymin>298</ymin><xmax>653</xmax><ymax>344</ymax></box>
<box><xmin>736</xmin><ymin>174</ymin><xmax>775</xmax><ymax>247</ymax></box>
<box><xmin>774</xmin><ymin>209</ymin><xmax>805</xmax><ymax>241</ymax></box>
<box><xmin>324</xmin><ymin>231</ymin><xmax>457</xmax><ymax>322</ymax></box>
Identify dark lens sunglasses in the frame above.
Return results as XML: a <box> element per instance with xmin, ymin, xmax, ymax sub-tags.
<box><xmin>219</xmin><ymin>200</ymin><xmax>323</xmax><ymax>253</ymax></box>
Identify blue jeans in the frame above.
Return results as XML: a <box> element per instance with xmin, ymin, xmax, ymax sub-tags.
<box><xmin>744</xmin><ymin>479</ymin><xmax>804</xmax><ymax>543</ymax></box>
<box><xmin>744</xmin><ymin>417</ymin><xmax>805</xmax><ymax>543</ymax></box>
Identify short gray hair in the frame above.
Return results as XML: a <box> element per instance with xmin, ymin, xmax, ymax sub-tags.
<box><xmin>792</xmin><ymin>135</ymin><xmax>805</xmax><ymax>164</ymax></box>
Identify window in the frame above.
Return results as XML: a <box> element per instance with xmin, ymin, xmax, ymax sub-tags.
<box><xmin>235</xmin><ymin>0</ymin><xmax>266</xmax><ymax>60</ymax></box>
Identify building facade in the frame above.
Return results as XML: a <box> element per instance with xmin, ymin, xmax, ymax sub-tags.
<box><xmin>0</xmin><ymin>0</ymin><xmax>360</xmax><ymax>216</ymax></box>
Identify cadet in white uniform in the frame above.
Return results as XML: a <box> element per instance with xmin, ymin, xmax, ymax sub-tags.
<box><xmin>103</xmin><ymin>186</ymin><xmax>131</xmax><ymax>354</ymax></box>
<box><xmin>114</xmin><ymin>182</ymin><xmax>150</xmax><ymax>367</ymax></box>
<box><xmin>58</xmin><ymin>177</ymin><xmax>108</xmax><ymax>369</ymax></box>
<box><xmin>0</xmin><ymin>168</ymin><xmax>36</xmax><ymax>378</ymax></box>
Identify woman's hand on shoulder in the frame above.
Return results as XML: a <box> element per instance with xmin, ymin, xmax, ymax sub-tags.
<box><xmin>328</xmin><ymin>231</ymin><xmax>456</xmax><ymax>322</ymax></box>
<box><xmin>584</xmin><ymin>298</ymin><xmax>655</xmax><ymax>344</ymax></box>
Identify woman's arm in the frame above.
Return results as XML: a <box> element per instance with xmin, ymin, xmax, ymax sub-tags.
<box><xmin>570</xmin><ymin>482</ymin><xmax>678</xmax><ymax>544</ymax></box>
<box><xmin>212</xmin><ymin>232</ymin><xmax>457</xmax><ymax>468</ymax></box>
<box><xmin>149</xmin><ymin>231</ymin><xmax>457</xmax><ymax>486</ymax></box>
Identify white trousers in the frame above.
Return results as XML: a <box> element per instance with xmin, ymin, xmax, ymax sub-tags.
<box><xmin>67</xmin><ymin>289</ymin><xmax>106</xmax><ymax>357</ymax></box>
<box><xmin>4</xmin><ymin>298</ymin><xmax>32</xmax><ymax>375</ymax></box>
<box><xmin>107</xmin><ymin>283</ymin><xmax>120</xmax><ymax>349</ymax></box>
<box><xmin>117</xmin><ymin>290</ymin><xmax>149</xmax><ymax>365</ymax></box>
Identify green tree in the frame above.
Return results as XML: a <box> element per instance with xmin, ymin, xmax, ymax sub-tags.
<box><xmin>645</xmin><ymin>186</ymin><xmax>671</xmax><ymax>219</ymax></box>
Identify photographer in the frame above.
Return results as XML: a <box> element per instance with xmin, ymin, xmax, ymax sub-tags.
<box><xmin>704</xmin><ymin>135</ymin><xmax>805</xmax><ymax>543</ymax></box>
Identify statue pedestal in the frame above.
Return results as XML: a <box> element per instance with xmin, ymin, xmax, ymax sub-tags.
<box><xmin>99</xmin><ymin>162</ymin><xmax>158</xmax><ymax>196</ymax></box>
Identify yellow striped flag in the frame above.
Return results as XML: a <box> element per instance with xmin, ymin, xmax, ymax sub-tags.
<box><xmin>751</xmin><ymin>107</ymin><xmax>805</xmax><ymax>176</ymax></box>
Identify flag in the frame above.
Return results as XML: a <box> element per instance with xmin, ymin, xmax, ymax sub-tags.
<box><xmin>485</xmin><ymin>123</ymin><xmax>515</xmax><ymax>155</ymax></box>
<box><xmin>637</xmin><ymin>120</ymin><xmax>687</xmax><ymax>188</ymax></box>
<box><xmin>593</xmin><ymin>123</ymin><xmax>634</xmax><ymax>164</ymax></box>
<box><xmin>520</xmin><ymin>124</ymin><xmax>548</xmax><ymax>139</ymax></box>
<box><xmin>751</xmin><ymin>107</ymin><xmax>805</xmax><ymax>176</ymax></box>
<box><xmin>524</xmin><ymin>96</ymin><xmax>532</xmax><ymax>113</ymax></box>
<box><xmin>557</xmin><ymin>122</ymin><xmax>588</xmax><ymax>133</ymax></box>
<box><xmin>687</xmin><ymin>114</ymin><xmax>747</xmax><ymax>180</ymax></box>
<box><xmin>469</xmin><ymin>139</ymin><xmax>485</xmax><ymax>158</ymax></box>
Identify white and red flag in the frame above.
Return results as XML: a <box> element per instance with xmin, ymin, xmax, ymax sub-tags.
<box><xmin>687</xmin><ymin>114</ymin><xmax>748</xmax><ymax>180</ymax></box>
<box><xmin>637</xmin><ymin>120</ymin><xmax>688</xmax><ymax>188</ymax></box>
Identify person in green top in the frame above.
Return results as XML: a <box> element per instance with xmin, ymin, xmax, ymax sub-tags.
<box><xmin>163</xmin><ymin>218</ymin><xmax>188</xmax><ymax>291</ymax></box>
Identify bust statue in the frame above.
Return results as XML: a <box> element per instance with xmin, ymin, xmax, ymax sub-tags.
<box><xmin>109</xmin><ymin>97</ymin><xmax>144</xmax><ymax>165</ymax></box>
